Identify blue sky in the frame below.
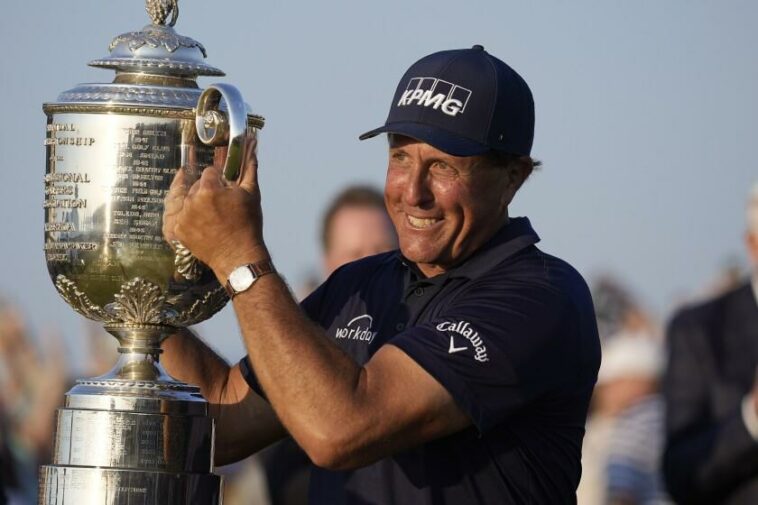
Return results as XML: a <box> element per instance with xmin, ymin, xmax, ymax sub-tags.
<box><xmin>1</xmin><ymin>0</ymin><xmax>755</xmax><ymax>368</ymax></box>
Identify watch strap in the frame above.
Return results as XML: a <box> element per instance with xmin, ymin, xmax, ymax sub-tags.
<box><xmin>225</xmin><ymin>259</ymin><xmax>276</xmax><ymax>298</ymax></box>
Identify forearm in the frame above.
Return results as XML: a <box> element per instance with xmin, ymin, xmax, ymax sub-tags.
<box><xmin>162</xmin><ymin>328</ymin><xmax>231</xmax><ymax>406</ymax></box>
<box><xmin>230</xmin><ymin>272</ymin><xmax>368</xmax><ymax>465</ymax></box>
<box><xmin>161</xmin><ymin>328</ymin><xmax>287</xmax><ymax>464</ymax></box>
<box><xmin>227</xmin><ymin>269</ymin><xmax>468</xmax><ymax>469</ymax></box>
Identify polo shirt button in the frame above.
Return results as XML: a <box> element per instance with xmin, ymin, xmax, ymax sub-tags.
<box><xmin>414</xmin><ymin>287</ymin><xmax>424</xmax><ymax>296</ymax></box>
<box><xmin>395</xmin><ymin>323</ymin><xmax>405</xmax><ymax>331</ymax></box>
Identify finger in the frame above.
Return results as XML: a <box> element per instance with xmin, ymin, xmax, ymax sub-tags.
<box><xmin>214</xmin><ymin>145</ymin><xmax>229</xmax><ymax>171</ymax></box>
<box><xmin>186</xmin><ymin>175</ymin><xmax>204</xmax><ymax>197</ymax></box>
<box><xmin>238</xmin><ymin>134</ymin><xmax>259</xmax><ymax>193</ymax></box>
<box><xmin>186</xmin><ymin>164</ymin><xmax>222</xmax><ymax>197</ymax></box>
<box><xmin>168</xmin><ymin>167</ymin><xmax>189</xmax><ymax>195</ymax></box>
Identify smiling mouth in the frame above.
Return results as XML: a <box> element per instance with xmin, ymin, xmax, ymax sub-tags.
<box><xmin>406</xmin><ymin>215</ymin><xmax>441</xmax><ymax>229</ymax></box>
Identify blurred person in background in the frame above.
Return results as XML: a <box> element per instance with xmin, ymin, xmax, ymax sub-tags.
<box><xmin>0</xmin><ymin>390</ymin><xmax>10</xmax><ymax>505</ymax></box>
<box><xmin>597</xmin><ymin>336</ymin><xmax>670</xmax><ymax>505</ymax></box>
<box><xmin>580</xmin><ymin>279</ymin><xmax>671</xmax><ymax>505</ymax></box>
<box><xmin>254</xmin><ymin>185</ymin><xmax>397</xmax><ymax>505</ymax></box>
<box><xmin>663</xmin><ymin>182</ymin><xmax>758</xmax><ymax>504</ymax></box>
<box><xmin>320</xmin><ymin>185</ymin><xmax>398</xmax><ymax>277</ymax></box>
<box><xmin>0</xmin><ymin>300</ymin><xmax>67</xmax><ymax>504</ymax></box>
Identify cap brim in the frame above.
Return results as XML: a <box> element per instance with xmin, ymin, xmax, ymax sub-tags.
<box><xmin>359</xmin><ymin>122</ymin><xmax>489</xmax><ymax>157</ymax></box>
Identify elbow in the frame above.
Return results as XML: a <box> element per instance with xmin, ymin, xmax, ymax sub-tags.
<box><xmin>298</xmin><ymin>425</ymin><xmax>366</xmax><ymax>471</ymax></box>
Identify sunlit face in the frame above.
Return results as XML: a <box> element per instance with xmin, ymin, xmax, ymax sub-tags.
<box><xmin>384</xmin><ymin>135</ymin><xmax>517</xmax><ymax>277</ymax></box>
<box><xmin>323</xmin><ymin>206</ymin><xmax>397</xmax><ymax>276</ymax></box>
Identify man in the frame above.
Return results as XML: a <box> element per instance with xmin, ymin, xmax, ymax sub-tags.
<box><xmin>663</xmin><ymin>183</ymin><xmax>758</xmax><ymax>505</ymax></box>
<box><xmin>163</xmin><ymin>45</ymin><xmax>600</xmax><ymax>504</ymax></box>
<box><xmin>321</xmin><ymin>185</ymin><xmax>397</xmax><ymax>277</ymax></box>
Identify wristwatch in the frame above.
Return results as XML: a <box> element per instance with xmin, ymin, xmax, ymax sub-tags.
<box><xmin>225</xmin><ymin>259</ymin><xmax>276</xmax><ymax>298</ymax></box>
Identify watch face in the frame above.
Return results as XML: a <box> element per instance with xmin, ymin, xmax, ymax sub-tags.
<box><xmin>229</xmin><ymin>266</ymin><xmax>254</xmax><ymax>292</ymax></box>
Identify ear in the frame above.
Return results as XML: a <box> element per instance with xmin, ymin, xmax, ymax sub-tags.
<box><xmin>498</xmin><ymin>159</ymin><xmax>532</xmax><ymax>209</ymax></box>
<box><xmin>510</xmin><ymin>157</ymin><xmax>533</xmax><ymax>190</ymax></box>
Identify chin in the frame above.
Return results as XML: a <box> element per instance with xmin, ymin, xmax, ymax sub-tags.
<box><xmin>399</xmin><ymin>244</ymin><xmax>440</xmax><ymax>266</ymax></box>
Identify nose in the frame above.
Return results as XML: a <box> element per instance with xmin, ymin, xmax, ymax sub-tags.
<box><xmin>403</xmin><ymin>165</ymin><xmax>434</xmax><ymax>208</ymax></box>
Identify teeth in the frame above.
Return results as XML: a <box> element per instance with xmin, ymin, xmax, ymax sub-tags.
<box><xmin>407</xmin><ymin>215</ymin><xmax>440</xmax><ymax>228</ymax></box>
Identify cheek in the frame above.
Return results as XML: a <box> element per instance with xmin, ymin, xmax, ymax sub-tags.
<box><xmin>472</xmin><ymin>176</ymin><xmax>509</xmax><ymax>212</ymax></box>
<box><xmin>430</xmin><ymin>181</ymin><xmax>471</xmax><ymax>215</ymax></box>
<box><xmin>384</xmin><ymin>170</ymin><xmax>405</xmax><ymax>203</ymax></box>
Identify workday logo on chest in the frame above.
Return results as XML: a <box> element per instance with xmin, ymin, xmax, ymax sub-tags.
<box><xmin>335</xmin><ymin>314</ymin><xmax>378</xmax><ymax>344</ymax></box>
<box><xmin>396</xmin><ymin>77</ymin><xmax>472</xmax><ymax>117</ymax></box>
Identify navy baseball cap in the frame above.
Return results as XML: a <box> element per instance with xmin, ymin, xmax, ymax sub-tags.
<box><xmin>359</xmin><ymin>45</ymin><xmax>534</xmax><ymax>156</ymax></box>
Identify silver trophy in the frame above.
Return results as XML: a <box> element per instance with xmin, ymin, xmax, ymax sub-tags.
<box><xmin>39</xmin><ymin>1</ymin><xmax>262</xmax><ymax>502</ymax></box>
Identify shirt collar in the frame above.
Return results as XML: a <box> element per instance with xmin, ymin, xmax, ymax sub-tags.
<box><xmin>396</xmin><ymin>217</ymin><xmax>540</xmax><ymax>282</ymax></box>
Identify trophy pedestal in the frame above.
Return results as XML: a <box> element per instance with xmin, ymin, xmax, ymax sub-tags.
<box><xmin>39</xmin><ymin>467</ymin><xmax>221</xmax><ymax>505</ymax></box>
<box><xmin>39</xmin><ymin>375</ymin><xmax>223</xmax><ymax>505</ymax></box>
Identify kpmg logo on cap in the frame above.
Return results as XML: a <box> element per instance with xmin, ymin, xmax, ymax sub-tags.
<box><xmin>396</xmin><ymin>77</ymin><xmax>472</xmax><ymax>117</ymax></box>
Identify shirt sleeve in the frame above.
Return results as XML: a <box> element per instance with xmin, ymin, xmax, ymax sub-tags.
<box><xmin>238</xmin><ymin>355</ymin><xmax>266</xmax><ymax>399</ymax></box>
<box><xmin>389</xmin><ymin>277</ymin><xmax>592</xmax><ymax>433</ymax></box>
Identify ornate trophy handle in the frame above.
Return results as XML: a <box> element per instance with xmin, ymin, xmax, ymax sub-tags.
<box><xmin>195</xmin><ymin>83</ymin><xmax>248</xmax><ymax>181</ymax></box>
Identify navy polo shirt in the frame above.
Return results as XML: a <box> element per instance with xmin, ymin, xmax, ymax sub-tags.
<box><xmin>240</xmin><ymin>217</ymin><xmax>600</xmax><ymax>504</ymax></box>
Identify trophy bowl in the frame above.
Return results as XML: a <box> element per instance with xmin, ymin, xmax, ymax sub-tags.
<box><xmin>38</xmin><ymin>1</ymin><xmax>262</xmax><ymax>503</ymax></box>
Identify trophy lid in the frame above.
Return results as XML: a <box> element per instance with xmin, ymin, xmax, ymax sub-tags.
<box><xmin>88</xmin><ymin>0</ymin><xmax>224</xmax><ymax>79</ymax></box>
<box><xmin>45</xmin><ymin>0</ymin><xmax>265</xmax><ymax>115</ymax></box>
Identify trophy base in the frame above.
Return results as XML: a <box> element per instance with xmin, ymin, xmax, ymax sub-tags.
<box><xmin>39</xmin><ymin>367</ymin><xmax>223</xmax><ymax>505</ymax></box>
<box><xmin>38</xmin><ymin>466</ymin><xmax>222</xmax><ymax>505</ymax></box>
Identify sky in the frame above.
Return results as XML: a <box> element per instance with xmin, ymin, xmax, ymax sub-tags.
<box><xmin>0</xmin><ymin>0</ymin><xmax>756</xmax><ymax>371</ymax></box>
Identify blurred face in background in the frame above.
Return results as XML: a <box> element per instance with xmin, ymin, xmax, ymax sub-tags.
<box><xmin>747</xmin><ymin>232</ymin><xmax>758</xmax><ymax>267</ymax></box>
<box><xmin>747</xmin><ymin>190</ymin><xmax>758</xmax><ymax>268</ymax></box>
<box><xmin>323</xmin><ymin>205</ymin><xmax>397</xmax><ymax>277</ymax></box>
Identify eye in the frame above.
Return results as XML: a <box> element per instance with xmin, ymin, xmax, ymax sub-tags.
<box><xmin>430</xmin><ymin>160</ymin><xmax>457</xmax><ymax>176</ymax></box>
<box><xmin>389</xmin><ymin>151</ymin><xmax>412</xmax><ymax>171</ymax></box>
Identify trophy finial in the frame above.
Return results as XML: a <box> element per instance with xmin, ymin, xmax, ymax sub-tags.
<box><xmin>146</xmin><ymin>0</ymin><xmax>179</xmax><ymax>27</ymax></box>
